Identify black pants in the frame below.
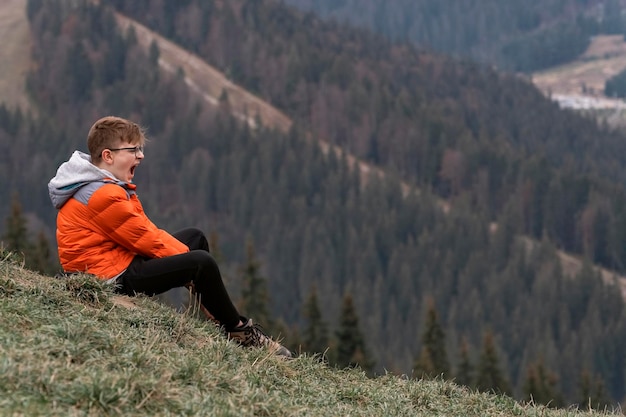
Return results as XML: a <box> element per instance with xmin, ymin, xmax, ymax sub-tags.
<box><xmin>116</xmin><ymin>228</ymin><xmax>241</xmax><ymax>329</ymax></box>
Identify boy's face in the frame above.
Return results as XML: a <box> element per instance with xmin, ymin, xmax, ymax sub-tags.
<box><xmin>99</xmin><ymin>142</ymin><xmax>144</xmax><ymax>183</ymax></box>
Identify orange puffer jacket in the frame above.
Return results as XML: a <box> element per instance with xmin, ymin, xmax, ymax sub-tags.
<box><xmin>49</xmin><ymin>151</ymin><xmax>189</xmax><ymax>279</ymax></box>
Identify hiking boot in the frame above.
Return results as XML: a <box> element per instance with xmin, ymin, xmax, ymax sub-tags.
<box><xmin>227</xmin><ymin>318</ymin><xmax>293</xmax><ymax>358</ymax></box>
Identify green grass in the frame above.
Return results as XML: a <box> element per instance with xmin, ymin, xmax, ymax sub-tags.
<box><xmin>0</xmin><ymin>256</ymin><xmax>621</xmax><ymax>416</ymax></box>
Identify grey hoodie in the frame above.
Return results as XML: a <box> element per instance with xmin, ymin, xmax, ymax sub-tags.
<box><xmin>48</xmin><ymin>151</ymin><xmax>122</xmax><ymax>209</ymax></box>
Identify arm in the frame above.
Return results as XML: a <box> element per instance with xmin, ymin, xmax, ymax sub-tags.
<box><xmin>88</xmin><ymin>184</ymin><xmax>189</xmax><ymax>258</ymax></box>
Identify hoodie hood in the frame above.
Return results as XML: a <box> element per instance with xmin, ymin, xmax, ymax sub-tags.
<box><xmin>48</xmin><ymin>151</ymin><xmax>120</xmax><ymax>209</ymax></box>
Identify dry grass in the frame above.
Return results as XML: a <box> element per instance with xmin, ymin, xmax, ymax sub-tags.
<box><xmin>1</xmin><ymin>255</ymin><xmax>623</xmax><ymax>416</ymax></box>
<box><xmin>532</xmin><ymin>35</ymin><xmax>626</xmax><ymax>97</ymax></box>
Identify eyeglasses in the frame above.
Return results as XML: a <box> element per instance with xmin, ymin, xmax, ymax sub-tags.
<box><xmin>108</xmin><ymin>146</ymin><xmax>144</xmax><ymax>156</ymax></box>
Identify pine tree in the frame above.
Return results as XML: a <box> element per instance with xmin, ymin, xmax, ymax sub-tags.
<box><xmin>475</xmin><ymin>330</ymin><xmax>511</xmax><ymax>395</ymax></box>
<box><xmin>335</xmin><ymin>293</ymin><xmax>374</xmax><ymax>372</ymax></box>
<box><xmin>208</xmin><ymin>230</ymin><xmax>225</xmax><ymax>264</ymax></box>
<box><xmin>455</xmin><ymin>336</ymin><xmax>474</xmax><ymax>388</ymax></box>
<box><xmin>1</xmin><ymin>195</ymin><xmax>56</xmax><ymax>274</ymax></box>
<box><xmin>26</xmin><ymin>230</ymin><xmax>54</xmax><ymax>275</ymax></box>
<box><xmin>413</xmin><ymin>298</ymin><xmax>450</xmax><ymax>379</ymax></box>
<box><xmin>302</xmin><ymin>286</ymin><xmax>329</xmax><ymax>356</ymax></box>
<box><xmin>522</xmin><ymin>359</ymin><xmax>563</xmax><ymax>408</ymax></box>
<box><xmin>3</xmin><ymin>194</ymin><xmax>31</xmax><ymax>261</ymax></box>
<box><xmin>66</xmin><ymin>40</ymin><xmax>93</xmax><ymax>102</ymax></box>
<box><xmin>149</xmin><ymin>39</ymin><xmax>160</xmax><ymax>67</ymax></box>
<box><xmin>413</xmin><ymin>348</ymin><xmax>435</xmax><ymax>380</ymax></box>
<box><xmin>592</xmin><ymin>374</ymin><xmax>612</xmax><ymax>411</ymax></box>
<box><xmin>269</xmin><ymin>317</ymin><xmax>301</xmax><ymax>356</ymax></box>
<box><xmin>578</xmin><ymin>369</ymin><xmax>613</xmax><ymax>411</ymax></box>
<box><xmin>239</xmin><ymin>237</ymin><xmax>273</xmax><ymax>330</ymax></box>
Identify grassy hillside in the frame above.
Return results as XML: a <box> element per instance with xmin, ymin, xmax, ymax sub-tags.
<box><xmin>0</xmin><ymin>256</ymin><xmax>619</xmax><ymax>416</ymax></box>
<box><xmin>530</xmin><ymin>34</ymin><xmax>626</xmax><ymax>129</ymax></box>
<box><xmin>532</xmin><ymin>35</ymin><xmax>626</xmax><ymax>98</ymax></box>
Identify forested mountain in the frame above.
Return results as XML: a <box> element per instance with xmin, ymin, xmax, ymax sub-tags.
<box><xmin>106</xmin><ymin>0</ymin><xmax>626</xmax><ymax>274</ymax></box>
<box><xmin>3</xmin><ymin>0</ymin><xmax>626</xmax><ymax>408</ymax></box>
<box><xmin>283</xmin><ymin>0</ymin><xmax>626</xmax><ymax>72</ymax></box>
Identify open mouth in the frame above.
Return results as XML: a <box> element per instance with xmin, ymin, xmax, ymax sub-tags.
<box><xmin>130</xmin><ymin>165</ymin><xmax>137</xmax><ymax>176</ymax></box>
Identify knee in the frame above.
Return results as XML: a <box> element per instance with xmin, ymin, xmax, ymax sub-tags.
<box><xmin>192</xmin><ymin>250</ymin><xmax>218</xmax><ymax>272</ymax></box>
<box><xmin>188</xmin><ymin>250</ymin><xmax>222</xmax><ymax>288</ymax></box>
<box><xmin>180</xmin><ymin>227</ymin><xmax>205</xmax><ymax>241</ymax></box>
<box><xmin>185</xmin><ymin>227</ymin><xmax>204</xmax><ymax>237</ymax></box>
<box><xmin>178</xmin><ymin>227</ymin><xmax>210</xmax><ymax>252</ymax></box>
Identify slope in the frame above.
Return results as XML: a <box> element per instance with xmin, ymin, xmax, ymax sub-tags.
<box><xmin>110</xmin><ymin>10</ymin><xmax>395</xmax><ymax>193</ymax></box>
<box><xmin>531</xmin><ymin>34</ymin><xmax>626</xmax><ymax>129</ymax></box>
<box><xmin>113</xmin><ymin>12</ymin><xmax>292</xmax><ymax>134</ymax></box>
<box><xmin>0</xmin><ymin>256</ymin><xmax>619</xmax><ymax>416</ymax></box>
<box><xmin>532</xmin><ymin>34</ymin><xmax>626</xmax><ymax>99</ymax></box>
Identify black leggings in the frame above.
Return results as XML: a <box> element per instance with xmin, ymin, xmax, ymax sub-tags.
<box><xmin>116</xmin><ymin>228</ymin><xmax>241</xmax><ymax>329</ymax></box>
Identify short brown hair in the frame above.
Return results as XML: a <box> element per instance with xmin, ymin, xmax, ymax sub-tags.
<box><xmin>87</xmin><ymin>116</ymin><xmax>146</xmax><ymax>163</ymax></box>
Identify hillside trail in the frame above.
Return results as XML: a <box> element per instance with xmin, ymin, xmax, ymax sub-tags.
<box><xmin>3</xmin><ymin>0</ymin><xmax>625</xmax><ymax>299</ymax></box>
<box><xmin>112</xmin><ymin>12</ymin><xmax>406</xmax><ymax>199</ymax></box>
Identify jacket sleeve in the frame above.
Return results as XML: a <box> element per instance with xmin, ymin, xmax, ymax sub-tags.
<box><xmin>88</xmin><ymin>184</ymin><xmax>189</xmax><ymax>258</ymax></box>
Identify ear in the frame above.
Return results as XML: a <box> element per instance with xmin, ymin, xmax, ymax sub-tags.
<box><xmin>101</xmin><ymin>149</ymin><xmax>114</xmax><ymax>165</ymax></box>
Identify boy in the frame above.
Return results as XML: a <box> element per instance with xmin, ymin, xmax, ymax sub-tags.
<box><xmin>48</xmin><ymin>115</ymin><xmax>291</xmax><ymax>357</ymax></box>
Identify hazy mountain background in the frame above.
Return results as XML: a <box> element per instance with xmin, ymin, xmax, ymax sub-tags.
<box><xmin>282</xmin><ymin>0</ymin><xmax>621</xmax><ymax>72</ymax></box>
<box><xmin>283</xmin><ymin>0</ymin><xmax>626</xmax><ymax>126</ymax></box>
<box><xmin>4</xmin><ymin>0</ymin><xmax>626</xmax><ymax>409</ymax></box>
